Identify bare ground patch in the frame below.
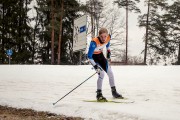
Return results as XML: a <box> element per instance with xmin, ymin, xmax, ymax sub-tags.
<box><xmin>0</xmin><ymin>105</ymin><xmax>83</xmax><ymax>120</ymax></box>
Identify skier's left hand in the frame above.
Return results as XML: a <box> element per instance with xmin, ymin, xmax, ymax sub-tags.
<box><xmin>93</xmin><ymin>65</ymin><xmax>102</xmax><ymax>73</ymax></box>
<box><xmin>107</xmin><ymin>49</ymin><xmax>111</xmax><ymax>63</ymax></box>
<box><xmin>107</xmin><ymin>58</ymin><xmax>111</xmax><ymax>63</ymax></box>
<box><xmin>107</xmin><ymin>49</ymin><xmax>111</xmax><ymax>59</ymax></box>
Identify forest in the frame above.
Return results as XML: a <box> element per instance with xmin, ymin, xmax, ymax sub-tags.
<box><xmin>0</xmin><ymin>0</ymin><xmax>179</xmax><ymax>65</ymax></box>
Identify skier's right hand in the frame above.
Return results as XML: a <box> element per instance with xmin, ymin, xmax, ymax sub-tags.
<box><xmin>93</xmin><ymin>65</ymin><xmax>102</xmax><ymax>73</ymax></box>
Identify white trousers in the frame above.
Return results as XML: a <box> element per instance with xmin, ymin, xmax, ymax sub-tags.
<box><xmin>97</xmin><ymin>65</ymin><xmax>115</xmax><ymax>90</ymax></box>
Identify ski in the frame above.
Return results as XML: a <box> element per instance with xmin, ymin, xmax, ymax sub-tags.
<box><xmin>83</xmin><ymin>99</ymin><xmax>134</xmax><ymax>103</ymax></box>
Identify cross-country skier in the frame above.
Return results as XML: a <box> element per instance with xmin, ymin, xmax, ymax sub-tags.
<box><xmin>87</xmin><ymin>28</ymin><xmax>123</xmax><ymax>102</ymax></box>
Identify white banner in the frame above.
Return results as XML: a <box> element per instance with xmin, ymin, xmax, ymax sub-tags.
<box><xmin>73</xmin><ymin>15</ymin><xmax>87</xmax><ymax>52</ymax></box>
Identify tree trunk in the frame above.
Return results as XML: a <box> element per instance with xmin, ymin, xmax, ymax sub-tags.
<box><xmin>51</xmin><ymin>0</ymin><xmax>55</xmax><ymax>64</ymax></box>
<box><xmin>178</xmin><ymin>42</ymin><xmax>180</xmax><ymax>64</ymax></box>
<box><xmin>19</xmin><ymin>0</ymin><xmax>23</xmax><ymax>52</ymax></box>
<box><xmin>91</xmin><ymin>0</ymin><xmax>95</xmax><ymax>38</ymax></box>
<box><xmin>58</xmin><ymin>0</ymin><xmax>64</xmax><ymax>64</ymax></box>
<box><xmin>91</xmin><ymin>14</ymin><xmax>95</xmax><ymax>38</ymax></box>
<box><xmin>1</xmin><ymin>3</ymin><xmax>5</xmax><ymax>63</ymax></box>
<box><xmin>125</xmin><ymin>0</ymin><xmax>128</xmax><ymax>64</ymax></box>
<box><xmin>144</xmin><ymin>0</ymin><xmax>150</xmax><ymax>65</ymax></box>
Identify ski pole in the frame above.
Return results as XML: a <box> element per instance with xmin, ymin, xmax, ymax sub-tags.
<box><xmin>53</xmin><ymin>72</ymin><xmax>97</xmax><ymax>105</ymax></box>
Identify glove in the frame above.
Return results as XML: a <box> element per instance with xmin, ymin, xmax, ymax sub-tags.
<box><xmin>107</xmin><ymin>50</ymin><xmax>111</xmax><ymax>59</ymax></box>
<box><xmin>107</xmin><ymin>50</ymin><xmax>111</xmax><ymax>61</ymax></box>
<box><xmin>93</xmin><ymin>65</ymin><xmax>102</xmax><ymax>73</ymax></box>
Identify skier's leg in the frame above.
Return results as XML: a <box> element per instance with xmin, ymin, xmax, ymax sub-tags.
<box><xmin>97</xmin><ymin>70</ymin><xmax>105</xmax><ymax>90</ymax></box>
<box><xmin>96</xmin><ymin>70</ymin><xmax>107</xmax><ymax>101</ymax></box>
<box><xmin>92</xmin><ymin>53</ymin><xmax>108</xmax><ymax>101</ymax></box>
<box><xmin>107</xmin><ymin>65</ymin><xmax>123</xmax><ymax>98</ymax></box>
<box><xmin>107</xmin><ymin>65</ymin><xmax>115</xmax><ymax>87</ymax></box>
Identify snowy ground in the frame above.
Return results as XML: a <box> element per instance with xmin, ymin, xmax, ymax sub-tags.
<box><xmin>0</xmin><ymin>65</ymin><xmax>180</xmax><ymax>120</ymax></box>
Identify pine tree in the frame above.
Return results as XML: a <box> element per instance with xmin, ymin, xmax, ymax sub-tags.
<box><xmin>50</xmin><ymin>0</ymin><xmax>55</xmax><ymax>64</ymax></box>
<box><xmin>138</xmin><ymin>0</ymin><xmax>170</xmax><ymax>64</ymax></box>
<box><xmin>35</xmin><ymin>0</ymin><xmax>82</xmax><ymax>64</ymax></box>
<box><xmin>164</xmin><ymin>1</ymin><xmax>180</xmax><ymax>64</ymax></box>
<box><xmin>0</xmin><ymin>0</ymin><xmax>33</xmax><ymax>64</ymax></box>
<box><xmin>114</xmin><ymin>0</ymin><xmax>140</xmax><ymax>64</ymax></box>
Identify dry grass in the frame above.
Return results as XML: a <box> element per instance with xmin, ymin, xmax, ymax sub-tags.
<box><xmin>0</xmin><ymin>105</ymin><xmax>83</xmax><ymax>120</ymax></box>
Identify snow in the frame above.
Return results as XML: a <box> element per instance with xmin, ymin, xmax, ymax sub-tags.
<box><xmin>0</xmin><ymin>65</ymin><xmax>180</xmax><ymax>120</ymax></box>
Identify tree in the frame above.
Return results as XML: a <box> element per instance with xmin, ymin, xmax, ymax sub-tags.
<box><xmin>50</xmin><ymin>0</ymin><xmax>55</xmax><ymax>64</ymax></box>
<box><xmin>86</xmin><ymin>0</ymin><xmax>103</xmax><ymax>38</ymax></box>
<box><xmin>114</xmin><ymin>0</ymin><xmax>140</xmax><ymax>64</ymax></box>
<box><xmin>35</xmin><ymin>0</ymin><xmax>52</xmax><ymax>64</ymax></box>
<box><xmin>57</xmin><ymin>0</ymin><xmax>63</xmax><ymax>65</ymax></box>
<box><xmin>98</xmin><ymin>1</ymin><xmax>126</xmax><ymax>62</ymax></box>
<box><xmin>164</xmin><ymin>1</ymin><xmax>180</xmax><ymax>64</ymax></box>
<box><xmin>143</xmin><ymin>0</ymin><xmax>150</xmax><ymax>65</ymax></box>
<box><xmin>138</xmin><ymin>0</ymin><xmax>179</xmax><ymax>65</ymax></box>
<box><xmin>0</xmin><ymin>0</ymin><xmax>33</xmax><ymax>64</ymax></box>
<box><xmin>35</xmin><ymin>0</ymin><xmax>82</xmax><ymax>64</ymax></box>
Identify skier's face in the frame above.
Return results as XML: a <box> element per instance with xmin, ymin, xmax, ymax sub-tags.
<box><xmin>99</xmin><ymin>33</ymin><xmax>108</xmax><ymax>43</ymax></box>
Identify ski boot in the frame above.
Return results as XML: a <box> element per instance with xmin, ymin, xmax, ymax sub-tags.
<box><xmin>96</xmin><ymin>90</ymin><xmax>108</xmax><ymax>102</ymax></box>
<box><xmin>111</xmin><ymin>86</ymin><xmax>124</xmax><ymax>99</ymax></box>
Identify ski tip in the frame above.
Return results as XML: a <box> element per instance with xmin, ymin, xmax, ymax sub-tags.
<box><xmin>52</xmin><ymin>103</ymin><xmax>55</xmax><ymax>105</ymax></box>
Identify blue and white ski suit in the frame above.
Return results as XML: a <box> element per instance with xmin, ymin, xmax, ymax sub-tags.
<box><xmin>87</xmin><ymin>35</ymin><xmax>115</xmax><ymax>90</ymax></box>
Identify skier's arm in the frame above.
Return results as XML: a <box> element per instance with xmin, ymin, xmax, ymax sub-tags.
<box><xmin>106</xmin><ymin>34</ymin><xmax>111</xmax><ymax>51</ymax></box>
<box><xmin>106</xmin><ymin>41</ymin><xmax>110</xmax><ymax>50</ymax></box>
<box><xmin>87</xmin><ymin>41</ymin><xmax>96</xmax><ymax>66</ymax></box>
<box><xmin>106</xmin><ymin>38</ymin><xmax>111</xmax><ymax>60</ymax></box>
